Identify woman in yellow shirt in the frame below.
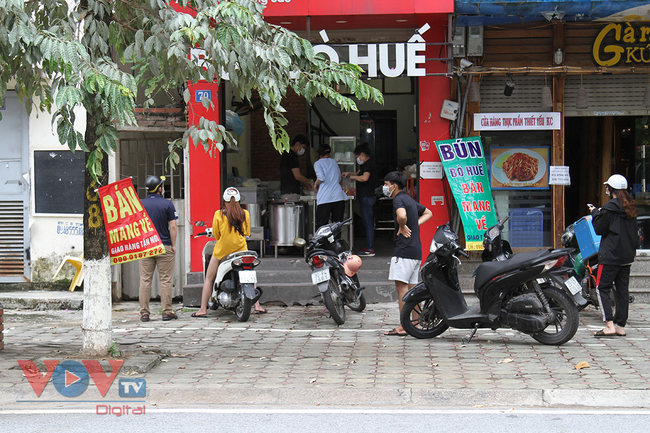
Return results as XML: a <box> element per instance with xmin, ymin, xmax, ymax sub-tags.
<box><xmin>192</xmin><ymin>187</ymin><xmax>266</xmax><ymax>317</ymax></box>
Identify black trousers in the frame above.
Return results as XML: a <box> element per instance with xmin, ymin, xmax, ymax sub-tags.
<box><xmin>316</xmin><ymin>200</ymin><xmax>346</xmax><ymax>230</ymax></box>
<box><xmin>596</xmin><ymin>263</ymin><xmax>631</xmax><ymax>327</ymax></box>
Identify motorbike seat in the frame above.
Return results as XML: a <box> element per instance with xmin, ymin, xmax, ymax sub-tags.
<box><xmin>474</xmin><ymin>249</ymin><xmax>551</xmax><ymax>290</ymax></box>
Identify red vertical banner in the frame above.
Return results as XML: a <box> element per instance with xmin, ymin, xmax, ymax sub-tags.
<box><xmin>98</xmin><ymin>178</ymin><xmax>164</xmax><ymax>265</ymax></box>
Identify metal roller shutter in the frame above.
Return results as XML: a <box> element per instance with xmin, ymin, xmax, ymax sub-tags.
<box><xmin>565</xmin><ymin>74</ymin><xmax>649</xmax><ymax>117</ymax></box>
<box><xmin>0</xmin><ymin>201</ymin><xmax>24</xmax><ymax>277</ymax></box>
<box><xmin>479</xmin><ymin>75</ymin><xmax>546</xmax><ymax>113</ymax></box>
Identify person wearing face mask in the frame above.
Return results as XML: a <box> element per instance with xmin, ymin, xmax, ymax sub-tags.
<box><xmin>589</xmin><ymin>174</ymin><xmax>638</xmax><ymax>337</ymax></box>
<box><xmin>314</xmin><ymin>145</ymin><xmax>348</xmax><ymax>229</ymax></box>
<box><xmin>280</xmin><ymin>134</ymin><xmax>314</xmax><ymax>201</ymax></box>
<box><xmin>342</xmin><ymin>144</ymin><xmax>377</xmax><ymax>256</ymax></box>
<box><xmin>138</xmin><ymin>175</ymin><xmax>178</xmax><ymax>322</ymax></box>
<box><xmin>382</xmin><ymin>171</ymin><xmax>432</xmax><ymax>336</ymax></box>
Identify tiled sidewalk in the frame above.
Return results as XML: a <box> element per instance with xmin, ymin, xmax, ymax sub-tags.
<box><xmin>1</xmin><ymin>301</ymin><xmax>649</xmax><ymax>407</ymax></box>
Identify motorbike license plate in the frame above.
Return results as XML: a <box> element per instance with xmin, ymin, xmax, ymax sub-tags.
<box><xmin>311</xmin><ymin>269</ymin><xmax>330</xmax><ymax>285</ymax></box>
<box><xmin>239</xmin><ymin>270</ymin><xmax>257</xmax><ymax>284</ymax></box>
<box><xmin>564</xmin><ymin>276</ymin><xmax>582</xmax><ymax>295</ymax></box>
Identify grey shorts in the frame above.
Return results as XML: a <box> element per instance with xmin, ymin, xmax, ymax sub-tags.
<box><xmin>388</xmin><ymin>256</ymin><xmax>421</xmax><ymax>285</ymax></box>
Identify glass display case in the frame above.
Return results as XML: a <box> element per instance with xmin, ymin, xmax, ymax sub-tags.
<box><xmin>329</xmin><ymin>136</ymin><xmax>356</xmax><ymax>248</ymax></box>
<box><xmin>329</xmin><ymin>136</ymin><xmax>357</xmax><ymax>197</ymax></box>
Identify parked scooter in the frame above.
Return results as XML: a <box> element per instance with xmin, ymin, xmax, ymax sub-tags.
<box><xmin>400</xmin><ymin>220</ymin><xmax>579</xmax><ymax>345</ymax></box>
<box><xmin>561</xmin><ymin>220</ymin><xmax>600</xmax><ymax>309</ymax></box>
<box><xmin>561</xmin><ymin>217</ymin><xmax>635</xmax><ymax>309</ymax></box>
<box><xmin>195</xmin><ymin>228</ymin><xmax>262</xmax><ymax>322</ymax></box>
<box><xmin>297</xmin><ymin>219</ymin><xmax>366</xmax><ymax>325</ymax></box>
<box><xmin>482</xmin><ymin>216</ymin><xmax>587</xmax><ymax>308</ymax></box>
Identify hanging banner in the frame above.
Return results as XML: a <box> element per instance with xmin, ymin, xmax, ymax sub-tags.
<box><xmin>435</xmin><ymin>136</ymin><xmax>497</xmax><ymax>250</ymax></box>
<box><xmin>474</xmin><ymin>112</ymin><xmax>561</xmax><ymax>131</ymax></box>
<box><xmin>98</xmin><ymin>178</ymin><xmax>164</xmax><ymax>265</ymax></box>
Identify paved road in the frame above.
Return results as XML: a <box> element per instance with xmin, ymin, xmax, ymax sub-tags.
<box><xmin>1</xmin><ymin>301</ymin><xmax>650</xmax><ymax>409</ymax></box>
<box><xmin>2</xmin><ymin>408</ymin><xmax>650</xmax><ymax>433</ymax></box>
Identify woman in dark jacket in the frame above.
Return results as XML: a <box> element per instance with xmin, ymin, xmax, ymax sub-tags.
<box><xmin>589</xmin><ymin>174</ymin><xmax>637</xmax><ymax>337</ymax></box>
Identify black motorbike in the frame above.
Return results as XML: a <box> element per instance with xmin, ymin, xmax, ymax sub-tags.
<box><xmin>561</xmin><ymin>218</ymin><xmax>635</xmax><ymax>309</ymax></box>
<box><xmin>301</xmin><ymin>219</ymin><xmax>366</xmax><ymax>325</ymax></box>
<box><xmin>399</xmin><ymin>220</ymin><xmax>580</xmax><ymax>345</ymax></box>
<box><xmin>561</xmin><ymin>221</ymin><xmax>600</xmax><ymax>309</ymax></box>
<box><xmin>483</xmin><ymin>216</ymin><xmax>587</xmax><ymax>309</ymax></box>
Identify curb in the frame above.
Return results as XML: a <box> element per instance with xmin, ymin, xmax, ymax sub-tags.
<box><xmin>2</xmin><ymin>388</ymin><xmax>649</xmax><ymax>410</ymax></box>
<box><xmin>144</xmin><ymin>387</ymin><xmax>650</xmax><ymax>409</ymax></box>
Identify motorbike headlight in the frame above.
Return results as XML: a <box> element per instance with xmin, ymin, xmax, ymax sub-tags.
<box><xmin>315</xmin><ymin>225</ymin><xmax>332</xmax><ymax>237</ymax></box>
<box><xmin>487</xmin><ymin>225</ymin><xmax>500</xmax><ymax>240</ymax></box>
<box><xmin>430</xmin><ymin>239</ymin><xmax>442</xmax><ymax>253</ymax></box>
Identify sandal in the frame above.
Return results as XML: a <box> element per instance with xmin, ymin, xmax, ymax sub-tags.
<box><xmin>191</xmin><ymin>312</ymin><xmax>209</xmax><ymax>318</ymax></box>
<box><xmin>594</xmin><ymin>329</ymin><xmax>618</xmax><ymax>337</ymax></box>
<box><xmin>253</xmin><ymin>309</ymin><xmax>268</xmax><ymax>315</ymax></box>
<box><xmin>384</xmin><ymin>327</ymin><xmax>408</xmax><ymax>336</ymax></box>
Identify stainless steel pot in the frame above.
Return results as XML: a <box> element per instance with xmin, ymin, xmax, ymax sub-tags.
<box><xmin>269</xmin><ymin>203</ymin><xmax>304</xmax><ymax>246</ymax></box>
<box><xmin>244</xmin><ymin>203</ymin><xmax>262</xmax><ymax>227</ymax></box>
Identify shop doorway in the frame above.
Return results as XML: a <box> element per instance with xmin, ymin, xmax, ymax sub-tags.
<box><xmin>0</xmin><ymin>93</ymin><xmax>29</xmax><ymax>282</ymax></box>
<box><xmin>565</xmin><ymin>116</ymin><xmax>636</xmax><ymax>227</ymax></box>
<box><xmin>309</xmin><ymin>78</ymin><xmax>416</xmax><ymax>257</ymax></box>
<box><xmin>360</xmin><ymin>111</ymin><xmax>397</xmax><ymax>179</ymax></box>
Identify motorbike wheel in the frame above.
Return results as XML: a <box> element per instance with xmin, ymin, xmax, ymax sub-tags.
<box><xmin>234</xmin><ymin>286</ymin><xmax>252</xmax><ymax>322</ymax></box>
<box><xmin>400</xmin><ymin>298</ymin><xmax>448</xmax><ymax>339</ymax></box>
<box><xmin>531</xmin><ymin>287</ymin><xmax>579</xmax><ymax>346</ymax></box>
<box><xmin>322</xmin><ymin>279</ymin><xmax>346</xmax><ymax>325</ymax></box>
<box><xmin>347</xmin><ymin>293</ymin><xmax>367</xmax><ymax>312</ymax></box>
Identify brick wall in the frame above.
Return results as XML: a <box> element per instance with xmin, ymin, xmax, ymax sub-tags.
<box><xmin>251</xmin><ymin>89</ymin><xmax>310</xmax><ymax>181</ymax></box>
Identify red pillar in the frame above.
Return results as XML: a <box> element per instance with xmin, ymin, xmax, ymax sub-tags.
<box><xmin>187</xmin><ymin>82</ymin><xmax>221</xmax><ymax>272</ymax></box>
<box><xmin>417</xmin><ymin>19</ymin><xmax>451</xmax><ymax>258</ymax></box>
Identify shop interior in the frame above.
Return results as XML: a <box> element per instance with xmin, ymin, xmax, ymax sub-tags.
<box><xmin>565</xmin><ymin>116</ymin><xmax>648</xmax><ymax>249</ymax></box>
<box><xmin>223</xmin><ymin>76</ymin><xmax>420</xmax><ymax>257</ymax></box>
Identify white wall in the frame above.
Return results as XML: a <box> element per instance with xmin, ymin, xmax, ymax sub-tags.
<box><xmin>27</xmin><ymin>107</ymin><xmax>117</xmax><ymax>282</ymax></box>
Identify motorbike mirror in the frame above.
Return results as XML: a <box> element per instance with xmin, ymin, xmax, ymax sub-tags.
<box><xmin>293</xmin><ymin>237</ymin><xmax>306</xmax><ymax>248</ymax></box>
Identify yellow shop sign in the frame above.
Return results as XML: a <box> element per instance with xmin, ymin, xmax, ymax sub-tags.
<box><xmin>592</xmin><ymin>22</ymin><xmax>650</xmax><ymax>67</ymax></box>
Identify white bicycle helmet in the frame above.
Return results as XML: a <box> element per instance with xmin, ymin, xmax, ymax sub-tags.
<box><xmin>604</xmin><ymin>174</ymin><xmax>628</xmax><ymax>190</ymax></box>
<box><xmin>223</xmin><ymin>187</ymin><xmax>241</xmax><ymax>202</ymax></box>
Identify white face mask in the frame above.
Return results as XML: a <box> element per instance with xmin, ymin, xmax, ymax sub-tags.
<box><xmin>606</xmin><ymin>187</ymin><xmax>611</xmax><ymax>197</ymax></box>
<box><xmin>356</xmin><ymin>157</ymin><xmax>364</xmax><ymax>165</ymax></box>
<box><xmin>297</xmin><ymin>147</ymin><xmax>306</xmax><ymax>156</ymax></box>
<box><xmin>382</xmin><ymin>184</ymin><xmax>393</xmax><ymax>197</ymax></box>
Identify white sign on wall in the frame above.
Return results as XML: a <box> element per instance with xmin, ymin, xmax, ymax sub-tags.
<box><xmin>549</xmin><ymin>166</ymin><xmax>571</xmax><ymax>185</ymax></box>
<box><xmin>420</xmin><ymin>161</ymin><xmax>443</xmax><ymax>179</ymax></box>
<box><xmin>474</xmin><ymin>112</ymin><xmax>561</xmax><ymax>131</ymax></box>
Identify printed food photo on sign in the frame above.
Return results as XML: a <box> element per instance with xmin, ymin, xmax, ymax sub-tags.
<box><xmin>490</xmin><ymin>147</ymin><xmax>549</xmax><ymax>190</ymax></box>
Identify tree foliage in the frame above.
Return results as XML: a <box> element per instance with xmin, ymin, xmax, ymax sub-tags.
<box><xmin>0</xmin><ymin>0</ymin><xmax>383</xmax><ymax>180</ymax></box>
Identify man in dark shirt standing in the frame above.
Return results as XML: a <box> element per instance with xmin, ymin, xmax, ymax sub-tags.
<box><xmin>139</xmin><ymin>175</ymin><xmax>179</xmax><ymax>322</ymax></box>
<box><xmin>342</xmin><ymin>144</ymin><xmax>377</xmax><ymax>256</ymax></box>
<box><xmin>382</xmin><ymin>171</ymin><xmax>432</xmax><ymax>336</ymax></box>
<box><xmin>280</xmin><ymin>134</ymin><xmax>314</xmax><ymax>200</ymax></box>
